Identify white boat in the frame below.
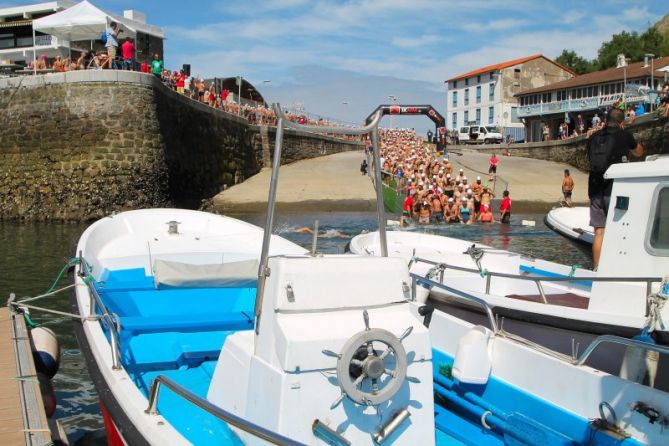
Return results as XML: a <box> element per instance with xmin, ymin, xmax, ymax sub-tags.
<box><xmin>68</xmin><ymin>106</ymin><xmax>669</xmax><ymax>445</ymax></box>
<box><xmin>545</xmin><ymin>206</ymin><xmax>594</xmax><ymax>245</ymax></box>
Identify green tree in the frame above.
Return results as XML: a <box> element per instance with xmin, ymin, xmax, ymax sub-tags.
<box><xmin>640</xmin><ymin>26</ymin><xmax>669</xmax><ymax>57</ymax></box>
<box><xmin>596</xmin><ymin>31</ymin><xmax>644</xmax><ymax>69</ymax></box>
<box><xmin>555</xmin><ymin>49</ymin><xmax>595</xmax><ymax>74</ymax></box>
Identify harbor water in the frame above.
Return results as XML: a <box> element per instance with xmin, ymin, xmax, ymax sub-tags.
<box><xmin>0</xmin><ymin>210</ymin><xmax>591</xmax><ymax>444</ymax></box>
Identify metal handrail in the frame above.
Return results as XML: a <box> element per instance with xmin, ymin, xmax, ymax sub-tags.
<box><xmin>410</xmin><ymin>256</ymin><xmax>661</xmax><ymax>306</ymax></box>
<box><xmin>574</xmin><ymin>335</ymin><xmax>669</xmax><ymax>366</ymax></box>
<box><xmin>411</xmin><ymin>273</ymin><xmax>498</xmax><ymax>333</ymax></box>
<box><xmin>254</xmin><ymin>104</ymin><xmax>387</xmax><ymax>335</ymax></box>
<box><xmin>78</xmin><ymin>255</ymin><xmax>123</xmax><ymax>370</ymax></box>
<box><xmin>145</xmin><ymin>375</ymin><xmax>307</xmax><ymax>446</ymax></box>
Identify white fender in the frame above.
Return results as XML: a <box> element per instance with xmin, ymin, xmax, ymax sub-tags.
<box><xmin>30</xmin><ymin>327</ymin><xmax>60</xmax><ymax>378</ymax></box>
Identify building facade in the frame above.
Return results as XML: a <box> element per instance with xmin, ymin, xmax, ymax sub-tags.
<box><xmin>0</xmin><ymin>1</ymin><xmax>164</xmax><ymax>67</ymax></box>
<box><xmin>0</xmin><ymin>1</ymin><xmax>74</xmax><ymax>64</ymax></box>
<box><xmin>517</xmin><ymin>55</ymin><xmax>669</xmax><ymax>142</ymax></box>
<box><xmin>445</xmin><ymin>54</ymin><xmax>574</xmax><ymax>141</ymax></box>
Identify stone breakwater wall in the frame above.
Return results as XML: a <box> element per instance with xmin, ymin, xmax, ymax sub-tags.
<box><xmin>0</xmin><ymin>71</ymin><xmax>363</xmax><ymax>221</ymax></box>
<box><xmin>452</xmin><ymin>114</ymin><xmax>669</xmax><ymax>171</ymax></box>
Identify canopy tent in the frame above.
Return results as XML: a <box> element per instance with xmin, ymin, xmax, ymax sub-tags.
<box><xmin>29</xmin><ymin>1</ymin><xmax>163</xmax><ymax>73</ymax></box>
<box><xmin>32</xmin><ymin>0</ymin><xmax>128</xmax><ymax>42</ymax></box>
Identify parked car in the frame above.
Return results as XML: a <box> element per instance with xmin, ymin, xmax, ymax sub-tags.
<box><xmin>458</xmin><ymin>125</ymin><xmax>504</xmax><ymax>144</ymax></box>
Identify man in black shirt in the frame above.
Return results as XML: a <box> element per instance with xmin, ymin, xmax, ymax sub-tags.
<box><xmin>587</xmin><ymin>108</ymin><xmax>644</xmax><ymax>268</ymax></box>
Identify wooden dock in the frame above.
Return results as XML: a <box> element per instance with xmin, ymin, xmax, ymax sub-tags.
<box><xmin>0</xmin><ymin>307</ymin><xmax>55</xmax><ymax>446</ymax></box>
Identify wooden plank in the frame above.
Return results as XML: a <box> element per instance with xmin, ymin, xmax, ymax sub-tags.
<box><xmin>0</xmin><ymin>307</ymin><xmax>53</xmax><ymax>446</ymax></box>
<box><xmin>0</xmin><ymin>307</ymin><xmax>26</xmax><ymax>446</ymax></box>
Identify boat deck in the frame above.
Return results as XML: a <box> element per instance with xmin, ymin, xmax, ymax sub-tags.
<box><xmin>96</xmin><ymin>267</ymin><xmax>257</xmax><ymax>445</ymax></box>
<box><xmin>0</xmin><ymin>308</ymin><xmax>52</xmax><ymax>446</ymax></box>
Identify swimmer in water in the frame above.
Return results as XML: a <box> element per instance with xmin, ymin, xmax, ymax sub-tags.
<box><xmin>294</xmin><ymin>227</ymin><xmax>352</xmax><ymax>238</ymax></box>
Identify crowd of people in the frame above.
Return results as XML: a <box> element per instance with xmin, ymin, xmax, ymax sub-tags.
<box><xmin>376</xmin><ymin>129</ymin><xmax>511</xmax><ymax>227</ymax></box>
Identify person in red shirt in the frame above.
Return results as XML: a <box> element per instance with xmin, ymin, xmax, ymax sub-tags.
<box><xmin>499</xmin><ymin>190</ymin><xmax>511</xmax><ymax>224</ymax></box>
<box><xmin>175</xmin><ymin>70</ymin><xmax>186</xmax><ymax>94</ymax></box>
<box><xmin>400</xmin><ymin>190</ymin><xmax>415</xmax><ymax>227</ymax></box>
<box><xmin>489</xmin><ymin>153</ymin><xmax>499</xmax><ymax>181</ymax></box>
<box><xmin>221</xmin><ymin>88</ymin><xmax>230</xmax><ymax>102</ymax></box>
<box><xmin>121</xmin><ymin>38</ymin><xmax>135</xmax><ymax>71</ymax></box>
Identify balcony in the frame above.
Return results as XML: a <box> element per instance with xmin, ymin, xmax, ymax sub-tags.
<box><xmin>517</xmin><ymin>91</ymin><xmax>648</xmax><ymax>118</ymax></box>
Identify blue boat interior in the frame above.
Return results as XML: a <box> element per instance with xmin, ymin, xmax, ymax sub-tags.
<box><xmin>94</xmin><ymin>267</ymin><xmax>637</xmax><ymax>446</ymax></box>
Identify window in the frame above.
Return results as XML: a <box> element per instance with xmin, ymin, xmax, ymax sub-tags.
<box><xmin>453</xmin><ymin>80</ymin><xmax>458</xmax><ymax>89</ymax></box>
<box><xmin>475</xmin><ymin>109</ymin><xmax>481</xmax><ymax>125</ymax></box>
<box><xmin>452</xmin><ymin>91</ymin><xmax>458</xmax><ymax>108</ymax></box>
<box><xmin>465</xmin><ymin>78</ymin><xmax>469</xmax><ymax>86</ymax></box>
<box><xmin>452</xmin><ymin>112</ymin><xmax>457</xmax><ymax>129</ymax></box>
<box><xmin>648</xmin><ymin>187</ymin><xmax>669</xmax><ymax>253</ymax></box>
<box><xmin>488</xmin><ymin>107</ymin><xmax>494</xmax><ymax>124</ymax></box>
<box><xmin>514</xmin><ymin>68</ymin><xmax>521</xmax><ymax>80</ymax></box>
<box><xmin>476</xmin><ymin>86</ymin><xmax>481</xmax><ymax>104</ymax></box>
<box><xmin>477</xmin><ymin>75</ymin><xmax>481</xmax><ymax>83</ymax></box>
<box><xmin>489</xmin><ymin>83</ymin><xmax>494</xmax><ymax>101</ymax></box>
<box><xmin>464</xmin><ymin>88</ymin><xmax>470</xmax><ymax>106</ymax></box>
<box><xmin>542</xmin><ymin>93</ymin><xmax>551</xmax><ymax>103</ymax></box>
<box><xmin>464</xmin><ymin>110</ymin><xmax>469</xmax><ymax>124</ymax></box>
<box><xmin>0</xmin><ymin>33</ymin><xmax>14</xmax><ymax>49</ymax></box>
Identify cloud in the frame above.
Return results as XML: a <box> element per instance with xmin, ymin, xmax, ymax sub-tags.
<box><xmin>462</xmin><ymin>18</ymin><xmax>528</xmax><ymax>32</ymax></box>
<box><xmin>391</xmin><ymin>34</ymin><xmax>441</xmax><ymax>48</ymax></box>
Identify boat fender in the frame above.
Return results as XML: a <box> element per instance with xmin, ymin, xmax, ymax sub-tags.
<box><xmin>619</xmin><ymin>331</ymin><xmax>658</xmax><ymax>387</ymax></box>
<box><xmin>30</xmin><ymin>326</ymin><xmax>61</xmax><ymax>379</ymax></box>
<box><xmin>452</xmin><ymin>325</ymin><xmax>492</xmax><ymax>385</ymax></box>
<box><xmin>417</xmin><ymin>304</ymin><xmax>434</xmax><ymax>327</ymax></box>
<box><xmin>37</xmin><ymin>373</ymin><xmax>57</xmax><ymax>417</ymax></box>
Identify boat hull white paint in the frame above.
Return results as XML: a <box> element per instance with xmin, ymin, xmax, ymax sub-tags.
<box><xmin>545</xmin><ymin>206</ymin><xmax>594</xmax><ymax>245</ymax></box>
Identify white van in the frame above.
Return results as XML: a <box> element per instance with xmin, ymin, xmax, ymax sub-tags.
<box><xmin>458</xmin><ymin>125</ymin><xmax>504</xmax><ymax>144</ymax></box>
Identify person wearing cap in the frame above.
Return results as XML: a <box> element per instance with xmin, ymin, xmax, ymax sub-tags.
<box><xmin>443</xmin><ymin>197</ymin><xmax>459</xmax><ymax>223</ymax></box>
<box><xmin>459</xmin><ymin>200</ymin><xmax>472</xmax><ymax>225</ymax></box>
<box><xmin>431</xmin><ymin>192</ymin><xmax>443</xmax><ymax>223</ymax></box>
<box><xmin>479</xmin><ymin>203</ymin><xmax>495</xmax><ymax>223</ymax></box>
<box><xmin>444</xmin><ymin>176</ymin><xmax>454</xmax><ymax>198</ymax></box>
<box><xmin>471</xmin><ymin>176</ymin><xmax>483</xmax><ymax>215</ymax></box>
<box><xmin>417</xmin><ymin>200</ymin><xmax>432</xmax><ymax>224</ymax></box>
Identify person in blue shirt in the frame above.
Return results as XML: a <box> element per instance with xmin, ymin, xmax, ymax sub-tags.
<box><xmin>105</xmin><ymin>21</ymin><xmax>122</xmax><ymax>69</ymax></box>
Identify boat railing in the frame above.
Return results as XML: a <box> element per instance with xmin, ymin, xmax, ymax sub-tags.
<box><xmin>574</xmin><ymin>335</ymin><xmax>669</xmax><ymax>366</ymax></box>
<box><xmin>410</xmin><ymin>273</ymin><xmax>498</xmax><ymax>333</ymax></box>
<box><xmin>145</xmin><ymin>375</ymin><xmax>307</xmax><ymax>446</ymax></box>
<box><xmin>410</xmin><ymin>255</ymin><xmax>661</xmax><ymax>311</ymax></box>
<box><xmin>78</xmin><ymin>255</ymin><xmax>123</xmax><ymax>370</ymax></box>
<box><xmin>254</xmin><ymin>104</ymin><xmax>387</xmax><ymax>335</ymax></box>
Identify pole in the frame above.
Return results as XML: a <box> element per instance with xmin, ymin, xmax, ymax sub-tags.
<box><xmin>370</xmin><ymin>127</ymin><xmax>388</xmax><ymax>257</ymax></box>
<box><xmin>237</xmin><ymin>76</ymin><xmax>242</xmax><ymax>116</ymax></box>
<box><xmin>254</xmin><ymin>113</ymin><xmax>284</xmax><ymax>338</ymax></box>
<box><xmin>32</xmin><ymin>27</ymin><xmax>36</xmax><ymax>75</ymax></box>
<box><xmin>650</xmin><ymin>58</ymin><xmax>654</xmax><ymax>111</ymax></box>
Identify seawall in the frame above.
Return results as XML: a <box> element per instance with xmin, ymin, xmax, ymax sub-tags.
<box><xmin>448</xmin><ymin>114</ymin><xmax>669</xmax><ymax>171</ymax></box>
<box><xmin>0</xmin><ymin>71</ymin><xmax>363</xmax><ymax>221</ymax></box>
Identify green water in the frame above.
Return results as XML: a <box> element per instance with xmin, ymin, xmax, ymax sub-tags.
<box><xmin>0</xmin><ymin>211</ymin><xmax>592</xmax><ymax>443</ymax></box>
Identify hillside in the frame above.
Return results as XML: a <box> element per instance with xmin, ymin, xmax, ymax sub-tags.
<box><xmin>656</xmin><ymin>12</ymin><xmax>669</xmax><ymax>35</ymax></box>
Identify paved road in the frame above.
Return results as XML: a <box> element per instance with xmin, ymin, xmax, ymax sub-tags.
<box><xmin>211</xmin><ymin>149</ymin><xmax>589</xmax><ymax>213</ymax></box>
<box><xmin>448</xmin><ymin>150</ymin><xmax>589</xmax><ymax>204</ymax></box>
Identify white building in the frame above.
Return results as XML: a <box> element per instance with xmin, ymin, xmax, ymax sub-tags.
<box><xmin>0</xmin><ymin>1</ymin><xmax>74</xmax><ymax>64</ymax></box>
<box><xmin>445</xmin><ymin>54</ymin><xmax>574</xmax><ymax>140</ymax></box>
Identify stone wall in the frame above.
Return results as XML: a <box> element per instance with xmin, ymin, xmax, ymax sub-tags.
<box><xmin>451</xmin><ymin>114</ymin><xmax>669</xmax><ymax>171</ymax></box>
<box><xmin>0</xmin><ymin>71</ymin><xmax>363</xmax><ymax>221</ymax></box>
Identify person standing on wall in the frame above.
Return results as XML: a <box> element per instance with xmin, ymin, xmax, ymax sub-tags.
<box><xmin>587</xmin><ymin>108</ymin><xmax>644</xmax><ymax>269</ymax></box>
<box><xmin>105</xmin><ymin>21</ymin><xmax>122</xmax><ymax>70</ymax></box>
<box><xmin>151</xmin><ymin>53</ymin><xmax>163</xmax><ymax>79</ymax></box>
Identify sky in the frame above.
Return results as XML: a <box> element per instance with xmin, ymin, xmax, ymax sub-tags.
<box><xmin>3</xmin><ymin>0</ymin><xmax>668</xmax><ymax>133</ymax></box>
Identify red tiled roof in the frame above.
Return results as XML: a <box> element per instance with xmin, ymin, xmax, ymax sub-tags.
<box><xmin>516</xmin><ymin>56</ymin><xmax>669</xmax><ymax>96</ymax></box>
<box><xmin>445</xmin><ymin>54</ymin><xmax>575</xmax><ymax>82</ymax></box>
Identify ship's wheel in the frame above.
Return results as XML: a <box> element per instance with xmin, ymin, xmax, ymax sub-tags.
<box><xmin>324</xmin><ymin>310</ymin><xmax>412</xmax><ymax>407</ymax></box>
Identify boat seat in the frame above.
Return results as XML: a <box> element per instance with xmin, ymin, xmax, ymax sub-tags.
<box><xmin>96</xmin><ymin>268</ymin><xmax>156</xmax><ymax>292</ymax></box>
<box><xmin>122</xmin><ymin>331</ymin><xmax>232</xmax><ymax>371</ymax></box>
<box><xmin>120</xmin><ymin>312</ymin><xmax>253</xmax><ymax>334</ymax></box>
<box><xmin>506</xmin><ymin>293</ymin><xmax>589</xmax><ymax>309</ymax></box>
